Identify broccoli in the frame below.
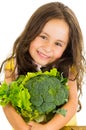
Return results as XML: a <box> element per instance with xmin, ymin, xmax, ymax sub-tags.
<box><xmin>0</xmin><ymin>68</ymin><xmax>69</xmax><ymax>123</ymax></box>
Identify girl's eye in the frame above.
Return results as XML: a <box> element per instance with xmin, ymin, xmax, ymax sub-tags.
<box><xmin>55</xmin><ymin>42</ymin><xmax>63</xmax><ymax>47</ymax></box>
<box><xmin>40</xmin><ymin>35</ymin><xmax>47</xmax><ymax>40</ymax></box>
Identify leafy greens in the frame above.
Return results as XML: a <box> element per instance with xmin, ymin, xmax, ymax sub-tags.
<box><xmin>0</xmin><ymin>68</ymin><xmax>69</xmax><ymax>123</ymax></box>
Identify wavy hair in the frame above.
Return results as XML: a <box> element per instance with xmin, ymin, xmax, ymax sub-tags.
<box><xmin>0</xmin><ymin>2</ymin><xmax>85</xmax><ymax>111</ymax></box>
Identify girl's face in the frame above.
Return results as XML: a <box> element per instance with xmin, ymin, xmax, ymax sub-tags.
<box><xmin>29</xmin><ymin>19</ymin><xmax>69</xmax><ymax>67</ymax></box>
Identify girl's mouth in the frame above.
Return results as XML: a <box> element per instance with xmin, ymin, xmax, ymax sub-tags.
<box><xmin>37</xmin><ymin>50</ymin><xmax>50</xmax><ymax>59</ymax></box>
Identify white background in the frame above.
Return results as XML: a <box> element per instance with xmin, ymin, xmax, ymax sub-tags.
<box><xmin>0</xmin><ymin>0</ymin><xmax>86</xmax><ymax>129</ymax></box>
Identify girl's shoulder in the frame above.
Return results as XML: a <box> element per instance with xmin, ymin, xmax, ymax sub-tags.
<box><xmin>4</xmin><ymin>58</ymin><xmax>15</xmax><ymax>71</ymax></box>
<box><xmin>4</xmin><ymin>58</ymin><xmax>17</xmax><ymax>83</ymax></box>
<box><xmin>69</xmin><ymin>65</ymin><xmax>77</xmax><ymax>80</ymax></box>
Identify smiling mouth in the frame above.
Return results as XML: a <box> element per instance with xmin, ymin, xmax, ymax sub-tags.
<box><xmin>37</xmin><ymin>51</ymin><xmax>50</xmax><ymax>59</ymax></box>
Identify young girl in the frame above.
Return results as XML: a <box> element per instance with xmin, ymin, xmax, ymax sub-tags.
<box><xmin>0</xmin><ymin>1</ymin><xmax>85</xmax><ymax>130</ymax></box>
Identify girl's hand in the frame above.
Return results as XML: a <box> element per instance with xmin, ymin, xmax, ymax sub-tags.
<box><xmin>27</xmin><ymin>125</ymin><xmax>32</xmax><ymax>130</ymax></box>
<box><xmin>28</xmin><ymin>121</ymin><xmax>48</xmax><ymax>130</ymax></box>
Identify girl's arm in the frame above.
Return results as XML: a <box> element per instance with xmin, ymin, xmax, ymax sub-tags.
<box><xmin>3</xmin><ymin>104</ymin><xmax>31</xmax><ymax>130</ymax></box>
<box><xmin>46</xmin><ymin>79</ymin><xmax>78</xmax><ymax>130</ymax></box>
<box><xmin>3</xmin><ymin>70</ymin><xmax>31</xmax><ymax>130</ymax></box>
<box><xmin>28</xmin><ymin>79</ymin><xmax>78</xmax><ymax>130</ymax></box>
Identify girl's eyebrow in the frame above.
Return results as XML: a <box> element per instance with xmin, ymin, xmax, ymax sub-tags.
<box><xmin>40</xmin><ymin>31</ymin><xmax>49</xmax><ymax>36</ymax></box>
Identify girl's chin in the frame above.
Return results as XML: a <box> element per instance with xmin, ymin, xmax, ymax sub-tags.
<box><xmin>33</xmin><ymin>59</ymin><xmax>45</xmax><ymax>65</ymax></box>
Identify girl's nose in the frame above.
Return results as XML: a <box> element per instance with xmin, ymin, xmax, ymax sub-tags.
<box><xmin>43</xmin><ymin>42</ymin><xmax>53</xmax><ymax>52</ymax></box>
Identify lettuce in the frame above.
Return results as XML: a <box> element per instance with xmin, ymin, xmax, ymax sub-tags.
<box><xmin>0</xmin><ymin>68</ymin><xmax>69</xmax><ymax>123</ymax></box>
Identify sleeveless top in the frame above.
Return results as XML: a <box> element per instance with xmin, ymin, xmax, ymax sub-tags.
<box><xmin>4</xmin><ymin>59</ymin><xmax>77</xmax><ymax>126</ymax></box>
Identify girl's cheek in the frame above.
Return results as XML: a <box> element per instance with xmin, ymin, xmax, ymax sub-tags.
<box><xmin>55</xmin><ymin>51</ymin><xmax>63</xmax><ymax>59</ymax></box>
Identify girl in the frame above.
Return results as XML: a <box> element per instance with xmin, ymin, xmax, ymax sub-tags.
<box><xmin>0</xmin><ymin>1</ymin><xmax>85</xmax><ymax>130</ymax></box>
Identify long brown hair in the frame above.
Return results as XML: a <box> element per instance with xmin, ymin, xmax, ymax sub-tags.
<box><xmin>0</xmin><ymin>2</ymin><xmax>85</xmax><ymax>111</ymax></box>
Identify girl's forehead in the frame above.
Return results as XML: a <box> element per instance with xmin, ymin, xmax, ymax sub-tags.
<box><xmin>42</xmin><ymin>19</ymin><xmax>69</xmax><ymax>32</ymax></box>
<box><xmin>41</xmin><ymin>19</ymin><xmax>69</xmax><ymax>43</ymax></box>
